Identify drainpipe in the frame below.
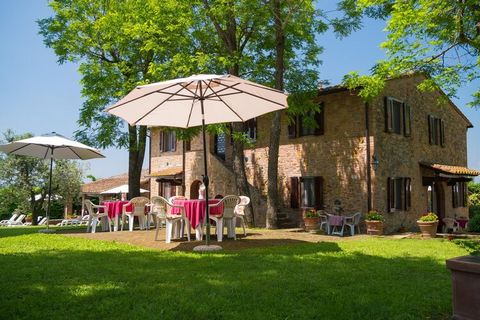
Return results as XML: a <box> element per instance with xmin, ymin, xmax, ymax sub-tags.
<box><xmin>148</xmin><ymin>130</ymin><xmax>152</xmax><ymax>195</ymax></box>
<box><xmin>365</xmin><ymin>102</ymin><xmax>372</xmax><ymax>211</ymax></box>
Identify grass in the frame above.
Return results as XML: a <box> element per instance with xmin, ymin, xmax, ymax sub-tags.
<box><xmin>0</xmin><ymin>227</ymin><xmax>468</xmax><ymax>320</ymax></box>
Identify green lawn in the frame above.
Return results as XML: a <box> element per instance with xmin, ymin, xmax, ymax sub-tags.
<box><xmin>0</xmin><ymin>227</ymin><xmax>467</xmax><ymax>320</ymax></box>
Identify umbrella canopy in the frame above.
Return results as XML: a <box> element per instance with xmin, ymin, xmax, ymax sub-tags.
<box><xmin>0</xmin><ymin>132</ymin><xmax>104</xmax><ymax>230</ymax></box>
<box><xmin>107</xmin><ymin>74</ymin><xmax>288</xmax><ymax>247</ymax></box>
<box><xmin>0</xmin><ymin>132</ymin><xmax>104</xmax><ymax>160</ymax></box>
<box><xmin>107</xmin><ymin>74</ymin><xmax>288</xmax><ymax>127</ymax></box>
<box><xmin>101</xmin><ymin>184</ymin><xmax>149</xmax><ymax>194</ymax></box>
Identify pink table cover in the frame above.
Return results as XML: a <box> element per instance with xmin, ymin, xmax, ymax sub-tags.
<box><xmin>101</xmin><ymin>201</ymin><xmax>131</xmax><ymax>219</ymax></box>
<box><xmin>456</xmin><ymin>219</ymin><xmax>469</xmax><ymax>228</ymax></box>
<box><xmin>328</xmin><ymin>215</ymin><xmax>344</xmax><ymax>226</ymax></box>
<box><xmin>172</xmin><ymin>199</ymin><xmax>223</xmax><ymax>229</ymax></box>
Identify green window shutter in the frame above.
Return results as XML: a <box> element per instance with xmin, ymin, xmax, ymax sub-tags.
<box><xmin>314</xmin><ymin>176</ymin><xmax>324</xmax><ymax>209</ymax></box>
<box><xmin>428</xmin><ymin>115</ymin><xmax>434</xmax><ymax>144</ymax></box>
<box><xmin>288</xmin><ymin>117</ymin><xmax>297</xmax><ymax>139</ymax></box>
<box><xmin>159</xmin><ymin>131</ymin><xmax>164</xmax><ymax>152</ymax></box>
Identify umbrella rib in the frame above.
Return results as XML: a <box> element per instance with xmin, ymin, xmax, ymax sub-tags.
<box><xmin>66</xmin><ymin>146</ymin><xmax>83</xmax><ymax>159</ymax></box>
<box><xmin>132</xmin><ymin>81</ymin><xmax>195</xmax><ymax>125</ymax></box>
<box><xmin>186</xmin><ymin>82</ymin><xmax>200</xmax><ymax>128</ymax></box>
<box><xmin>203</xmin><ymin>80</ymin><xmax>245</xmax><ymax>122</ymax></box>
<box><xmin>218</xmin><ymin>76</ymin><xmax>286</xmax><ymax>93</ymax></box>
<box><xmin>6</xmin><ymin>143</ymin><xmax>33</xmax><ymax>154</ymax></box>
<box><xmin>203</xmin><ymin>82</ymin><xmax>242</xmax><ymax>99</ymax></box>
<box><xmin>43</xmin><ymin>147</ymin><xmax>51</xmax><ymax>160</ymax></box>
<box><xmin>107</xmin><ymin>82</ymin><xmax>182</xmax><ymax>111</ymax></box>
<box><xmin>207</xmin><ymin>79</ymin><xmax>286</xmax><ymax>107</ymax></box>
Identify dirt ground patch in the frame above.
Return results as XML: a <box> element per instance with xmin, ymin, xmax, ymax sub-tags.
<box><xmin>60</xmin><ymin>227</ymin><xmax>372</xmax><ymax>251</ymax></box>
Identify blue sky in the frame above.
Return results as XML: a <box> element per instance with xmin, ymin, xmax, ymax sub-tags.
<box><xmin>1</xmin><ymin>1</ymin><xmax>479</xmax><ymax>179</ymax></box>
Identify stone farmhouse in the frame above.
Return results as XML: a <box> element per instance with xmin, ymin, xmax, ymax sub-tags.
<box><xmin>148</xmin><ymin>74</ymin><xmax>479</xmax><ymax>233</ymax></box>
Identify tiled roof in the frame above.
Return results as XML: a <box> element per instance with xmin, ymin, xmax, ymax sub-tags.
<box><xmin>148</xmin><ymin>166</ymin><xmax>183</xmax><ymax>178</ymax></box>
<box><xmin>81</xmin><ymin>170</ymin><xmax>150</xmax><ymax>194</ymax></box>
<box><xmin>420</xmin><ymin>162</ymin><xmax>480</xmax><ymax>176</ymax></box>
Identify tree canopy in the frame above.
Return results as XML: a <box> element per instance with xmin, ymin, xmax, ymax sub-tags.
<box><xmin>344</xmin><ymin>0</ymin><xmax>480</xmax><ymax>105</ymax></box>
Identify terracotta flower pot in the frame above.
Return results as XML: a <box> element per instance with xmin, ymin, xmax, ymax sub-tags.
<box><xmin>417</xmin><ymin>220</ymin><xmax>438</xmax><ymax>238</ymax></box>
<box><xmin>365</xmin><ymin>220</ymin><xmax>384</xmax><ymax>235</ymax></box>
<box><xmin>303</xmin><ymin>217</ymin><xmax>320</xmax><ymax>232</ymax></box>
<box><xmin>446</xmin><ymin>255</ymin><xmax>480</xmax><ymax>320</ymax></box>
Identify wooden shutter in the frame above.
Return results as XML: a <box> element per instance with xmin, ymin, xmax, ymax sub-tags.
<box><xmin>314</xmin><ymin>176</ymin><xmax>324</xmax><ymax>209</ymax></box>
<box><xmin>403</xmin><ymin>103</ymin><xmax>411</xmax><ymax>137</ymax></box>
<box><xmin>159</xmin><ymin>131</ymin><xmax>164</xmax><ymax>152</ymax></box>
<box><xmin>314</xmin><ymin>103</ymin><xmax>325</xmax><ymax>136</ymax></box>
<box><xmin>185</xmin><ymin>139</ymin><xmax>191</xmax><ymax>151</ymax></box>
<box><xmin>288</xmin><ymin>117</ymin><xmax>297</xmax><ymax>139</ymax></box>
<box><xmin>440</xmin><ymin>119</ymin><xmax>445</xmax><ymax>147</ymax></box>
<box><xmin>463</xmin><ymin>182</ymin><xmax>468</xmax><ymax>207</ymax></box>
<box><xmin>290</xmin><ymin>177</ymin><xmax>299</xmax><ymax>208</ymax></box>
<box><xmin>385</xmin><ymin>97</ymin><xmax>393</xmax><ymax>133</ymax></box>
<box><xmin>387</xmin><ymin>177</ymin><xmax>394</xmax><ymax>212</ymax></box>
<box><xmin>452</xmin><ymin>183</ymin><xmax>458</xmax><ymax>208</ymax></box>
<box><xmin>428</xmin><ymin>115</ymin><xmax>434</xmax><ymax>144</ymax></box>
<box><xmin>404</xmin><ymin>178</ymin><xmax>411</xmax><ymax>210</ymax></box>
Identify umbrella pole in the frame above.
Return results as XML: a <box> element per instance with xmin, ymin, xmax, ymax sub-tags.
<box><xmin>46</xmin><ymin>149</ymin><xmax>54</xmax><ymax>230</ymax></box>
<box><xmin>200</xmin><ymin>98</ymin><xmax>211</xmax><ymax>246</ymax></box>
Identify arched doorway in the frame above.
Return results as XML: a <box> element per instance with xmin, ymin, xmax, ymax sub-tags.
<box><xmin>190</xmin><ymin>180</ymin><xmax>202</xmax><ymax>199</ymax></box>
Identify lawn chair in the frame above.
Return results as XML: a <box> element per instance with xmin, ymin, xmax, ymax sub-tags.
<box><xmin>147</xmin><ymin>196</ymin><xmax>166</xmax><ymax>230</ymax></box>
<box><xmin>153</xmin><ymin>196</ymin><xmax>190</xmax><ymax>243</ymax></box>
<box><xmin>84</xmin><ymin>200</ymin><xmax>111</xmax><ymax>233</ymax></box>
<box><xmin>442</xmin><ymin>218</ymin><xmax>459</xmax><ymax>233</ymax></box>
<box><xmin>342</xmin><ymin>212</ymin><xmax>361</xmax><ymax>236</ymax></box>
<box><xmin>6</xmin><ymin>214</ymin><xmax>26</xmax><ymax>227</ymax></box>
<box><xmin>121</xmin><ymin>197</ymin><xmax>149</xmax><ymax>232</ymax></box>
<box><xmin>209</xmin><ymin>195</ymin><xmax>240</xmax><ymax>241</ymax></box>
<box><xmin>234</xmin><ymin>195</ymin><xmax>250</xmax><ymax>237</ymax></box>
<box><xmin>0</xmin><ymin>212</ymin><xmax>19</xmax><ymax>226</ymax></box>
<box><xmin>38</xmin><ymin>217</ymin><xmax>48</xmax><ymax>225</ymax></box>
<box><xmin>318</xmin><ymin>211</ymin><xmax>329</xmax><ymax>233</ymax></box>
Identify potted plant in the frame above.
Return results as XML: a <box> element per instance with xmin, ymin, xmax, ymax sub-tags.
<box><xmin>303</xmin><ymin>209</ymin><xmax>320</xmax><ymax>232</ymax></box>
<box><xmin>417</xmin><ymin>212</ymin><xmax>438</xmax><ymax>238</ymax></box>
<box><xmin>365</xmin><ymin>210</ymin><xmax>384</xmax><ymax>235</ymax></box>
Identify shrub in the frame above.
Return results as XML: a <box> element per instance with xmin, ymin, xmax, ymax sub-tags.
<box><xmin>418</xmin><ymin>212</ymin><xmax>438</xmax><ymax>222</ymax></box>
<box><xmin>468</xmin><ymin>214</ymin><xmax>480</xmax><ymax>233</ymax></box>
<box><xmin>453</xmin><ymin>239</ymin><xmax>480</xmax><ymax>256</ymax></box>
<box><xmin>366</xmin><ymin>210</ymin><xmax>384</xmax><ymax>221</ymax></box>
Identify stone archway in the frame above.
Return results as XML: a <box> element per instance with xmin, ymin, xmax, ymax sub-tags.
<box><xmin>190</xmin><ymin>180</ymin><xmax>202</xmax><ymax>199</ymax></box>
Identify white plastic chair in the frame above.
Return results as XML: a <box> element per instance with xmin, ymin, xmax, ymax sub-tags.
<box><xmin>84</xmin><ymin>200</ymin><xmax>111</xmax><ymax>233</ymax></box>
<box><xmin>442</xmin><ymin>218</ymin><xmax>459</xmax><ymax>233</ymax></box>
<box><xmin>121</xmin><ymin>197</ymin><xmax>149</xmax><ymax>232</ymax></box>
<box><xmin>153</xmin><ymin>196</ymin><xmax>191</xmax><ymax>243</ymax></box>
<box><xmin>0</xmin><ymin>213</ymin><xmax>19</xmax><ymax>226</ymax></box>
<box><xmin>234</xmin><ymin>195</ymin><xmax>250</xmax><ymax>237</ymax></box>
<box><xmin>6</xmin><ymin>214</ymin><xmax>26</xmax><ymax>226</ymax></box>
<box><xmin>319</xmin><ymin>211</ymin><xmax>329</xmax><ymax>233</ymax></box>
<box><xmin>342</xmin><ymin>212</ymin><xmax>361</xmax><ymax>236</ymax></box>
<box><xmin>209</xmin><ymin>195</ymin><xmax>240</xmax><ymax>241</ymax></box>
<box><xmin>147</xmin><ymin>196</ymin><xmax>166</xmax><ymax>230</ymax></box>
<box><xmin>168</xmin><ymin>195</ymin><xmax>187</xmax><ymax>203</ymax></box>
<box><xmin>38</xmin><ymin>217</ymin><xmax>48</xmax><ymax>225</ymax></box>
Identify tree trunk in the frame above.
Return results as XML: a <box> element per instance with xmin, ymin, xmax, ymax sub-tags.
<box><xmin>128</xmin><ymin>125</ymin><xmax>147</xmax><ymax>199</ymax></box>
<box><xmin>231</xmin><ymin>122</ymin><xmax>255</xmax><ymax>226</ymax></box>
<box><xmin>266</xmin><ymin>0</ymin><xmax>285</xmax><ymax>229</ymax></box>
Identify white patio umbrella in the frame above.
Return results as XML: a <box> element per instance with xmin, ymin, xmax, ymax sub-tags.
<box><xmin>107</xmin><ymin>74</ymin><xmax>288</xmax><ymax>248</ymax></box>
<box><xmin>0</xmin><ymin>132</ymin><xmax>105</xmax><ymax>231</ymax></box>
<box><xmin>101</xmin><ymin>184</ymin><xmax>149</xmax><ymax>194</ymax></box>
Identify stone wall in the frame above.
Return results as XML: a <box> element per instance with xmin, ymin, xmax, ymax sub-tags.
<box><xmin>372</xmin><ymin>74</ymin><xmax>470</xmax><ymax>232</ymax></box>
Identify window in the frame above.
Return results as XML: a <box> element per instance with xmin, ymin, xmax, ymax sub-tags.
<box><xmin>160</xmin><ymin>182</ymin><xmax>176</xmax><ymax>199</ymax></box>
<box><xmin>245</xmin><ymin>118</ymin><xmax>257</xmax><ymax>141</ymax></box>
<box><xmin>428</xmin><ymin>115</ymin><xmax>445</xmax><ymax>146</ymax></box>
<box><xmin>387</xmin><ymin>177</ymin><xmax>411</xmax><ymax>212</ymax></box>
<box><xmin>290</xmin><ymin>176</ymin><xmax>324</xmax><ymax>209</ymax></box>
<box><xmin>385</xmin><ymin>97</ymin><xmax>411</xmax><ymax>136</ymax></box>
<box><xmin>288</xmin><ymin>103</ymin><xmax>325</xmax><ymax>138</ymax></box>
<box><xmin>452</xmin><ymin>182</ymin><xmax>467</xmax><ymax>208</ymax></box>
<box><xmin>159</xmin><ymin>131</ymin><xmax>176</xmax><ymax>152</ymax></box>
<box><xmin>185</xmin><ymin>139</ymin><xmax>191</xmax><ymax>151</ymax></box>
<box><xmin>214</xmin><ymin>133</ymin><xmax>226</xmax><ymax>160</ymax></box>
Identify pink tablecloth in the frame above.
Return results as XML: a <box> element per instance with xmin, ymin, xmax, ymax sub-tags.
<box><xmin>456</xmin><ymin>219</ymin><xmax>469</xmax><ymax>228</ymax></box>
<box><xmin>101</xmin><ymin>201</ymin><xmax>131</xmax><ymax>219</ymax></box>
<box><xmin>172</xmin><ymin>199</ymin><xmax>223</xmax><ymax>229</ymax></box>
<box><xmin>328</xmin><ymin>215</ymin><xmax>344</xmax><ymax>226</ymax></box>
